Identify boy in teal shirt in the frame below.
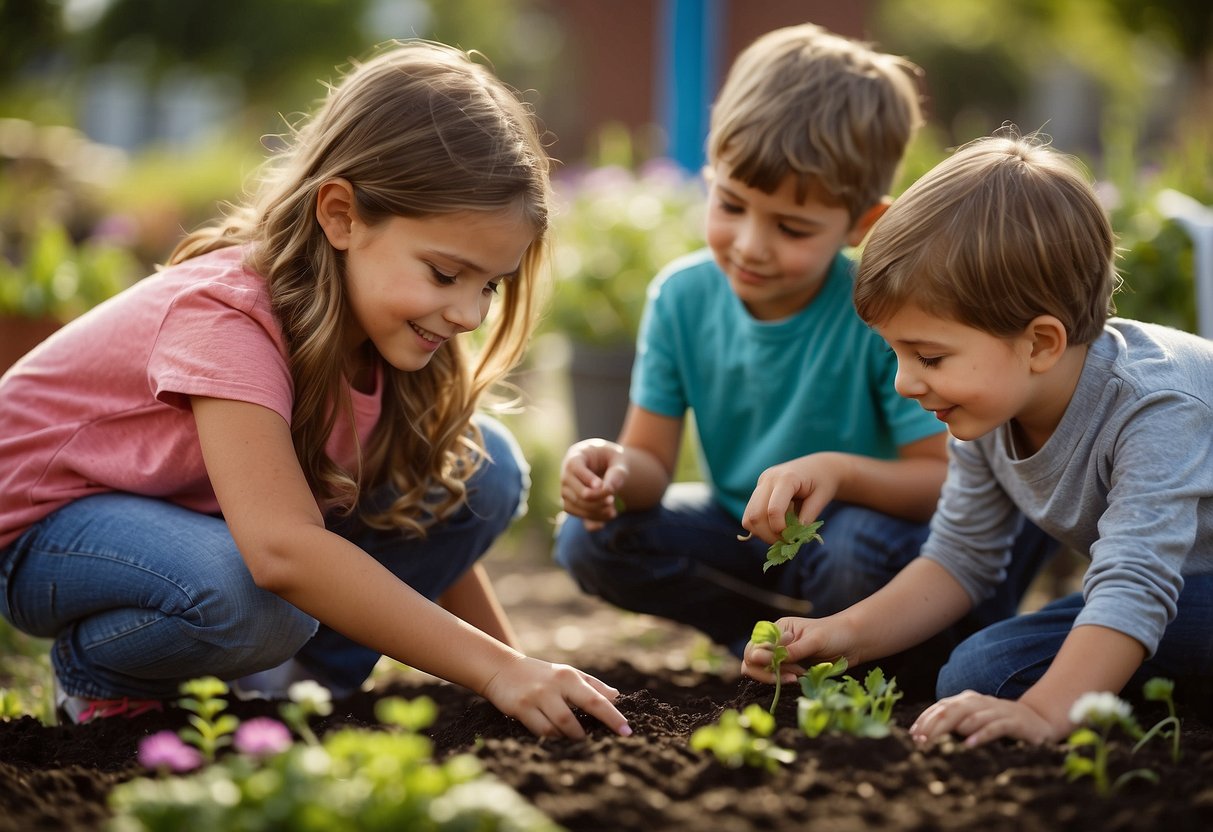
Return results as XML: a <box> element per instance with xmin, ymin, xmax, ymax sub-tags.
<box><xmin>555</xmin><ymin>24</ymin><xmax>1051</xmax><ymax>658</ymax></box>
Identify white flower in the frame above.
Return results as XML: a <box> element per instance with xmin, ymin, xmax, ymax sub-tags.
<box><xmin>1069</xmin><ymin>691</ymin><xmax>1133</xmax><ymax>726</ymax></box>
<box><xmin>288</xmin><ymin>679</ymin><xmax>333</xmax><ymax>712</ymax></box>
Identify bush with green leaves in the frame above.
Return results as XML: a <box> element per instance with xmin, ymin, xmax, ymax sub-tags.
<box><xmin>0</xmin><ymin>222</ymin><xmax>137</xmax><ymax>321</ymax></box>
<box><xmin>545</xmin><ymin>157</ymin><xmax>705</xmax><ymax>348</ymax></box>
<box><xmin>108</xmin><ymin>694</ymin><xmax>561</xmax><ymax>832</ymax></box>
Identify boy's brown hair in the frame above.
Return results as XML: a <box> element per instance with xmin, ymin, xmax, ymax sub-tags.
<box><xmin>853</xmin><ymin>133</ymin><xmax>1118</xmax><ymax>345</ymax></box>
<box><xmin>707</xmin><ymin>23</ymin><xmax>923</xmax><ymax>220</ymax></box>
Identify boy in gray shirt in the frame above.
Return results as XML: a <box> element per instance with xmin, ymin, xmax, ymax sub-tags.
<box><xmin>741</xmin><ymin>132</ymin><xmax>1213</xmax><ymax>748</ymax></box>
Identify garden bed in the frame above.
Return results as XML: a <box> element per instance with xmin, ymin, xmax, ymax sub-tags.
<box><xmin>2</xmin><ymin>558</ymin><xmax>1211</xmax><ymax>831</ymax></box>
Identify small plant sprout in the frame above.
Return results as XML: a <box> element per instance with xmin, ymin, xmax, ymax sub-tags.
<box><xmin>796</xmin><ymin>657</ymin><xmax>902</xmax><ymax>739</ymax></box>
<box><xmin>751</xmin><ymin>620</ymin><xmax>789</xmax><ymax>714</ymax></box>
<box><xmin>1133</xmin><ymin>677</ymin><xmax>1181</xmax><ymax>764</ymax></box>
<box><xmin>177</xmin><ymin>677</ymin><xmax>239</xmax><ymax>762</ymax></box>
<box><xmin>280</xmin><ymin>679</ymin><xmax>334</xmax><ymax>746</ymax></box>
<box><xmin>736</xmin><ymin>510</ymin><xmax>824</xmax><ymax>573</ymax></box>
<box><xmin>689</xmin><ymin>703</ymin><xmax>795</xmax><ymax>772</ymax></box>
<box><xmin>1064</xmin><ymin>691</ymin><xmax>1156</xmax><ymax>796</ymax></box>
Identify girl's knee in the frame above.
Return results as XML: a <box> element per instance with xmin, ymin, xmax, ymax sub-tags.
<box><xmin>470</xmin><ymin>415</ymin><xmax>529</xmax><ymax>523</ymax></box>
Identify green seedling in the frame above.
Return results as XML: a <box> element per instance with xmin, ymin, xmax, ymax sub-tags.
<box><xmin>1064</xmin><ymin>691</ymin><xmax>1156</xmax><ymax>796</ymax></box>
<box><xmin>689</xmin><ymin>703</ymin><xmax>795</xmax><ymax>772</ymax></box>
<box><xmin>796</xmin><ymin>657</ymin><xmax>902</xmax><ymax>739</ymax></box>
<box><xmin>751</xmin><ymin>620</ymin><xmax>789</xmax><ymax>714</ymax></box>
<box><xmin>177</xmin><ymin>677</ymin><xmax>239</xmax><ymax>762</ymax></box>
<box><xmin>738</xmin><ymin>510</ymin><xmax>824</xmax><ymax>573</ymax></box>
<box><xmin>1133</xmin><ymin>677</ymin><xmax>1181</xmax><ymax>764</ymax></box>
<box><xmin>280</xmin><ymin>679</ymin><xmax>334</xmax><ymax>746</ymax></box>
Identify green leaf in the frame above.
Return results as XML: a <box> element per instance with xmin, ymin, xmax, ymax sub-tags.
<box><xmin>762</xmin><ymin>511</ymin><xmax>824</xmax><ymax>572</ymax></box>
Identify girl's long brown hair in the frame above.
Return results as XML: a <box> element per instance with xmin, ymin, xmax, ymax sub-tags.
<box><xmin>169</xmin><ymin>40</ymin><xmax>550</xmax><ymax>536</ymax></box>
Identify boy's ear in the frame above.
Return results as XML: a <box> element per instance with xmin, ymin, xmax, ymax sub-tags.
<box><xmin>846</xmin><ymin>197</ymin><xmax>891</xmax><ymax>247</ymax></box>
<box><xmin>316</xmin><ymin>178</ymin><xmax>357</xmax><ymax>250</ymax></box>
<box><xmin>1025</xmin><ymin>315</ymin><xmax>1069</xmax><ymax>373</ymax></box>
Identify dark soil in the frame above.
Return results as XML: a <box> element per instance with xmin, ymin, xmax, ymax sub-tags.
<box><xmin>3</xmin><ymin>558</ymin><xmax>1213</xmax><ymax>831</ymax></box>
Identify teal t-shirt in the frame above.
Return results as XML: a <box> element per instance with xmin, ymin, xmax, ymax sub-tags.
<box><xmin>631</xmin><ymin>248</ymin><xmax>944</xmax><ymax>521</ymax></box>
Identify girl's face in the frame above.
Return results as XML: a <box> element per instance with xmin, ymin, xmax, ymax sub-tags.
<box><xmin>341</xmin><ymin>206</ymin><xmax>534</xmax><ymax>373</ymax></box>
<box><xmin>876</xmin><ymin>303</ymin><xmax>1039</xmax><ymax>443</ymax></box>
<box><xmin>704</xmin><ymin>161</ymin><xmax>876</xmax><ymax>321</ymax></box>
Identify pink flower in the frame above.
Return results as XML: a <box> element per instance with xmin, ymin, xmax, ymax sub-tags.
<box><xmin>233</xmin><ymin>717</ymin><xmax>293</xmax><ymax>758</ymax></box>
<box><xmin>138</xmin><ymin>730</ymin><xmax>203</xmax><ymax>772</ymax></box>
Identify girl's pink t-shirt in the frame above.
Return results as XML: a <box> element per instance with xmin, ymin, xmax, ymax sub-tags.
<box><xmin>0</xmin><ymin>246</ymin><xmax>382</xmax><ymax>549</ymax></box>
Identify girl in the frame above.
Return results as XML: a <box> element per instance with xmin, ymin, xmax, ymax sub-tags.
<box><xmin>0</xmin><ymin>40</ymin><xmax>630</xmax><ymax>740</ymax></box>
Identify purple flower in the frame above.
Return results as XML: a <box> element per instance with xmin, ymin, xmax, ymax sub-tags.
<box><xmin>138</xmin><ymin>730</ymin><xmax>203</xmax><ymax>773</ymax></box>
<box><xmin>233</xmin><ymin>717</ymin><xmax>293</xmax><ymax>758</ymax></box>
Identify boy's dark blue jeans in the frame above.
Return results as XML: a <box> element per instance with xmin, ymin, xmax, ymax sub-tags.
<box><xmin>553</xmin><ymin>482</ymin><xmax>1055</xmax><ymax>663</ymax></box>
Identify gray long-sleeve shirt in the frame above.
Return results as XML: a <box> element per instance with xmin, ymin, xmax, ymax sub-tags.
<box><xmin>922</xmin><ymin>319</ymin><xmax>1213</xmax><ymax>656</ymax></box>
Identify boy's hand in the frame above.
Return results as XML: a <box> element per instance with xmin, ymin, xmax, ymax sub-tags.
<box><xmin>480</xmin><ymin>655</ymin><xmax>632</xmax><ymax>740</ymax></box>
<box><xmin>741</xmin><ymin>615</ymin><xmax>854</xmax><ymax>683</ymax></box>
<box><xmin>742</xmin><ymin>453</ymin><xmax>848</xmax><ymax>543</ymax></box>
<box><xmin>909</xmin><ymin>691</ymin><xmax>1059</xmax><ymax>748</ymax></box>
<box><xmin>560</xmin><ymin>438</ymin><xmax>628</xmax><ymax>531</ymax></box>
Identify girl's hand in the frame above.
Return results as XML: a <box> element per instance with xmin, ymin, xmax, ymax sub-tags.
<box><xmin>909</xmin><ymin>691</ymin><xmax>1059</xmax><ymax>748</ymax></box>
<box><xmin>741</xmin><ymin>616</ymin><xmax>853</xmax><ymax>683</ymax></box>
<box><xmin>481</xmin><ymin>655</ymin><xmax>632</xmax><ymax>740</ymax></box>
<box><xmin>742</xmin><ymin>453</ymin><xmax>848</xmax><ymax>543</ymax></box>
<box><xmin>560</xmin><ymin>439</ymin><xmax>628</xmax><ymax>531</ymax></box>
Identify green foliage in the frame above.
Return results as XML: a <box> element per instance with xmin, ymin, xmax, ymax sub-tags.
<box><xmin>177</xmin><ymin>677</ymin><xmax>240</xmax><ymax>762</ymax></box>
<box><xmin>762</xmin><ymin>511</ymin><xmax>825</xmax><ymax>573</ymax></box>
<box><xmin>1063</xmin><ymin>697</ymin><xmax>1154</xmax><ymax>796</ymax></box>
<box><xmin>0</xmin><ymin>616</ymin><xmax>52</xmax><ymax>724</ymax></box>
<box><xmin>796</xmin><ymin>657</ymin><xmax>903</xmax><ymax>739</ymax></box>
<box><xmin>750</xmin><ymin>620</ymin><xmax>789</xmax><ymax>714</ymax></box>
<box><xmin>0</xmin><ymin>223</ymin><xmax>138</xmax><ymax>321</ymax></box>
<box><xmin>689</xmin><ymin>704</ymin><xmax>795</xmax><ymax>773</ymax></box>
<box><xmin>0</xmin><ymin>688</ymin><xmax>25</xmax><ymax>720</ymax></box>
<box><xmin>1133</xmin><ymin>677</ymin><xmax>1182</xmax><ymax>764</ymax></box>
<box><xmin>544</xmin><ymin>132</ymin><xmax>705</xmax><ymax>347</ymax></box>
<box><xmin>108</xmin><ymin>695</ymin><xmax>562</xmax><ymax>832</ymax></box>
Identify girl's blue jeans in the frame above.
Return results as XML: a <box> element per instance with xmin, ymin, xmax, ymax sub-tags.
<box><xmin>0</xmin><ymin>416</ymin><xmax>527</xmax><ymax>701</ymax></box>
<box><xmin>937</xmin><ymin>574</ymin><xmax>1213</xmax><ymax>699</ymax></box>
<box><xmin>553</xmin><ymin>482</ymin><xmax>1056</xmax><ymax>658</ymax></box>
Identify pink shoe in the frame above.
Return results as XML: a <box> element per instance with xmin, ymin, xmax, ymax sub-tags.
<box><xmin>53</xmin><ymin>673</ymin><xmax>164</xmax><ymax>725</ymax></box>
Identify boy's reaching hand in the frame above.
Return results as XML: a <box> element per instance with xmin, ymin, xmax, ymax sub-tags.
<box><xmin>909</xmin><ymin>691</ymin><xmax>1059</xmax><ymax>748</ymax></box>
<box><xmin>742</xmin><ymin>453</ymin><xmax>849</xmax><ymax>543</ymax></box>
<box><xmin>480</xmin><ymin>655</ymin><xmax>632</xmax><ymax>740</ymax></box>
<box><xmin>741</xmin><ymin>615</ymin><xmax>856</xmax><ymax>684</ymax></box>
<box><xmin>560</xmin><ymin>438</ymin><xmax>629</xmax><ymax>531</ymax></box>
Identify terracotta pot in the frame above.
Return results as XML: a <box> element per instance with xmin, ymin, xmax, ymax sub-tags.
<box><xmin>0</xmin><ymin>316</ymin><xmax>61</xmax><ymax>374</ymax></box>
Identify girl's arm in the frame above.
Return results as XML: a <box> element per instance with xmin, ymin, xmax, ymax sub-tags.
<box><xmin>439</xmin><ymin>563</ymin><xmax>520</xmax><ymax>650</ymax></box>
<box><xmin>743</xmin><ymin>432</ymin><xmax>947</xmax><ymax>542</ymax></box>
<box><xmin>910</xmin><ymin>625</ymin><xmax>1145</xmax><ymax>747</ymax></box>
<box><xmin>193</xmin><ymin>396</ymin><xmax>628</xmax><ymax>739</ymax></box>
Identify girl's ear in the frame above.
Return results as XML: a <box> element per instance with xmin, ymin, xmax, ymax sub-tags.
<box><xmin>1026</xmin><ymin>315</ymin><xmax>1069</xmax><ymax>373</ymax></box>
<box><xmin>846</xmin><ymin>197</ymin><xmax>891</xmax><ymax>247</ymax></box>
<box><xmin>316</xmin><ymin>178</ymin><xmax>357</xmax><ymax>250</ymax></box>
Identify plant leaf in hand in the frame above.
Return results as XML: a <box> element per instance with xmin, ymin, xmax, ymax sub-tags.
<box><xmin>752</xmin><ymin>620</ymin><xmax>790</xmax><ymax>714</ymax></box>
<box><xmin>762</xmin><ymin>510</ymin><xmax>824</xmax><ymax>573</ymax></box>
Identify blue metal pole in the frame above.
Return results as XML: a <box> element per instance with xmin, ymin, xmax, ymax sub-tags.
<box><xmin>658</xmin><ymin>0</ymin><xmax>722</xmax><ymax>173</ymax></box>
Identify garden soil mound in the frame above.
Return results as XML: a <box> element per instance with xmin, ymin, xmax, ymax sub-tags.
<box><xmin>2</xmin><ymin>560</ymin><xmax>1212</xmax><ymax>831</ymax></box>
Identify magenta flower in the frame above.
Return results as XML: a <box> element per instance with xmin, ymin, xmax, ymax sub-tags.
<box><xmin>233</xmin><ymin>717</ymin><xmax>293</xmax><ymax>758</ymax></box>
<box><xmin>138</xmin><ymin>730</ymin><xmax>203</xmax><ymax>772</ymax></box>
